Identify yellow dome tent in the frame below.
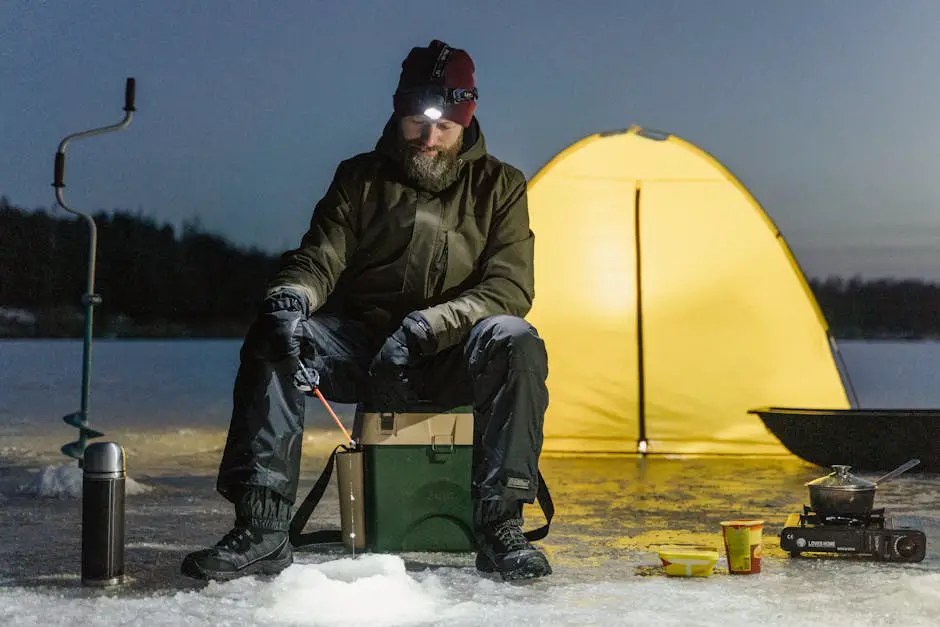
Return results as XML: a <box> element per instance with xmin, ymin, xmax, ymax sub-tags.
<box><xmin>525</xmin><ymin>126</ymin><xmax>853</xmax><ymax>457</ymax></box>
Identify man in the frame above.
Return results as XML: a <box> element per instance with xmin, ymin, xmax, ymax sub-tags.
<box><xmin>181</xmin><ymin>39</ymin><xmax>552</xmax><ymax>582</ymax></box>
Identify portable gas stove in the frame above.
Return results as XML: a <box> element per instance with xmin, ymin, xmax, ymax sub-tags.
<box><xmin>779</xmin><ymin>506</ymin><xmax>926</xmax><ymax>562</ymax></box>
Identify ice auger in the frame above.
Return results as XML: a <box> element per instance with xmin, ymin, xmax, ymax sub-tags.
<box><xmin>53</xmin><ymin>78</ymin><xmax>136</xmax><ymax>464</ymax></box>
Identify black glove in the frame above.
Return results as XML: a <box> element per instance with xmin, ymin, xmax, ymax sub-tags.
<box><xmin>368</xmin><ymin>312</ymin><xmax>436</xmax><ymax>404</ymax></box>
<box><xmin>293</xmin><ymin>362</ymin><xmax>321</xmax><ymax>393</ymax></box>
<box><xmin>246</xmin><ymin>288</ymin><xmax>308</xmax><ymax>362</ymax></box>
<box><xmin>402</xmin><ymin>311</ymin><xmax>436</xmax><ymax>355</ymax></box>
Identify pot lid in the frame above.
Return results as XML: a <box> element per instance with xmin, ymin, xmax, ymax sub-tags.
<box><xmin>804</xmin><ymin>465</ymin><xmax>876</xmax><ymax>491</ymax></box>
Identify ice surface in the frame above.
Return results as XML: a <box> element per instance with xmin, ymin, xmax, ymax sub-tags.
<box><xmin>3</xmin><ymin>339</ymin><xmax>940</xmax><ymax>626</ymax></box>
<box><xmin>2</xmin><ymin>553</ymin><xmax>940</xmax><ymax>626</ymax></box>
<box><xmin>0</xmin><ymin>339</ymin><xmax>357</xmax><ymax>436</ymax></box>
<box><xmin>836</xmin><ymin>340</ymin><xmax>940</xmax><ymax>408</ymax></box>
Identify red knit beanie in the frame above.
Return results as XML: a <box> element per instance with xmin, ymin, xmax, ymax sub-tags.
<box><xmin>393</xmin><ymin>40</ymin><xmax>477</xmax><ymax>127</ymax></box>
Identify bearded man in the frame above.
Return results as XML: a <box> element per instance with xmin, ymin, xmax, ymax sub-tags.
<box><xmin>181</xmin><ymin>39</ymin><xmax>552</xmax><ymax>582</ymax></box>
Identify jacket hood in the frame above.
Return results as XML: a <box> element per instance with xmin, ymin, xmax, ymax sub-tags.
<box><xmin>375</xmin><ymin>114</ymin><xmax>488</xmax><ymax>165</ymax></box>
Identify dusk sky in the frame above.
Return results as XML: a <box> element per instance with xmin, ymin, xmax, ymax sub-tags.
<box><xmin>3</xmin><ymin>1</ymin><xmax>940</xmax><ymax>280</ymax></box>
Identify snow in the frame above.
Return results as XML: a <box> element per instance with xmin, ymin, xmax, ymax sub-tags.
<box><xmin>2</xmin><ymin>553</ymin><xmax>940</xmax><ymax>626</ymax></box>
<box><xmin>249</xmin><ymin>555</ymin><xmax>457</xmax><ymax>625</ymax></box>
<box><xmin>0</xmin><ymin>307</ymin><xmax>37</xmax><ymax>325</ymax></box>
<box><xmin>16</xmin><ymin>464</ymin><xmax>152</xmax><ymax>498</ymax></box>
<box><xmin>2</xmin><ymin>339</ymin><xmax>940</xmax><ymax>626</ymax></box>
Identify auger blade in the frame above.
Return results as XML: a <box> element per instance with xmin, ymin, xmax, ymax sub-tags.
<box><xmin>61</xmin><ymin>441</ymin><xmax>85</xmax><ymax>460</ymax></box>
<box><xmin>62</xmin><ymin>412</ymin><xmax>105</xmax><ymax>438</ymax></box>
<box><xmin>62</xmin><ymin>411</ymin><xmax>86</xmax><ymax>428</ymax></box>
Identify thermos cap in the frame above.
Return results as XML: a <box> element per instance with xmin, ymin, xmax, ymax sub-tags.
<box><xmin>83</xmin><ymin>442</ymin><xmax>125</xmax><ymax>475</ymax></box>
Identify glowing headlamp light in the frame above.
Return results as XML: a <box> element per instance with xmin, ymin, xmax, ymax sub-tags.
<box><xmin>396</xmin><ymin>85</ymin><xmax>478</xmax><ymax>121</ymax></box>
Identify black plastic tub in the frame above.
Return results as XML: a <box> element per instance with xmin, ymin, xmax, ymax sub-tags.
<box><xmin>749</xmin><ymin>406</ymin><xmax>940</xmax><ymax>473</ymax></box>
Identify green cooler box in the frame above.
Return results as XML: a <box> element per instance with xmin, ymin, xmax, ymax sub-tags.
<box><xmin>354</xmin><ymin>403</ymin><xmax>476</xmax><ymax>552</ymax></box>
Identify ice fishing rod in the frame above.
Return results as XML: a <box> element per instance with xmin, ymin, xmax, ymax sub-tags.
<box><xmin>53</xmin><ymin>77</ymin><xmax>136</xmax><ymax>464</ymax></box>
<box><xmin>296</xmin><ymin>361</ymin><xmax>354</xmax><ymax>446</ymax></box>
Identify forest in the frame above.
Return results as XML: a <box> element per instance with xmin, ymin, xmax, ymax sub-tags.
<box><xmin>0</xmin><ymin>196</ymin><xmax>276</xmax><ymax>337</ymax></box>
<box><xmin>1</xmin><ymin>196</ymin><xmax>937</xmax><ymax>339</ymax></box>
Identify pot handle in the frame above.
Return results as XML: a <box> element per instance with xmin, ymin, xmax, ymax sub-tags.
<box><xmin>874</xmin><ymin>458</ymin><xmax>920</xmax><ymax>485</ymax></box>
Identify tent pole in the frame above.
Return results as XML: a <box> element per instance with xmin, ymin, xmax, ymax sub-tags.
<box><xmin>634</xmin><ymin>185</ymin><xmax>648</xmax><ymax>454</ymax></box>
<box><xmin>829</xmin><ymin>334</ymin><xmax>861</xmax><ymax>408</ymax></box>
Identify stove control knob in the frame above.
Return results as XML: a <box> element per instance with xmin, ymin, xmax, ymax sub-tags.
<box><xmin>895</xmin><ymin>535</ymin><xmax>918</xmax><ymax>559</ymax></box>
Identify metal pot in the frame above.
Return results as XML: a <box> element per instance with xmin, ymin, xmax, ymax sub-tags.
<box><xmin>805</xmin><ymin>458</ymin><xmax>920</xmax><ymax>517</ymax></box>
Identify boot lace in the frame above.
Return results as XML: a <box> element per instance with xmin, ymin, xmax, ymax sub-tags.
<box><xmin>216</xmin><ymin>527</ymin><xmax>255</xmax><ymax>552</ymax></box>
<box><xmin>493</xmin><ymin>518</ymin><xmax>530</xmax><ymax>552</ymax></box>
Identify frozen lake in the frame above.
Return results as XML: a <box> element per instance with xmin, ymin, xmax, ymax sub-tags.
<box><xmin>2</xmin><ymin>339</ymin><xmax>940</xmax><ymax>626</ymax></box>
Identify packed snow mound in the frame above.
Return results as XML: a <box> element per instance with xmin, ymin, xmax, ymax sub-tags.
<box><xmin>226</xmin><ymin>554</ymin><xmax>479</xmax><ymax>626</ymax></box>
<box><xmin>15</xmin><ymin>464</ymin><xmax>153</xmax><ymax>498</ymax></box>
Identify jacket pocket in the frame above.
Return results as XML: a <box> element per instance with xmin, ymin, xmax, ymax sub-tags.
<box><xmin>442</xmin><ymin>230</ymin><xmax>476</xmax><ymax>292</ymax></box>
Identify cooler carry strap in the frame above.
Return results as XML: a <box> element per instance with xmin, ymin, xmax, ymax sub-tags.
<box><xmin>289</xmin><ymin>444</ymin><xmax>345</xmax><ymax>548</ymax></box>
<box><xmin>524</xmin><ymin>469</ymin><xmax>555</xmax><ymax>542</ymax></box>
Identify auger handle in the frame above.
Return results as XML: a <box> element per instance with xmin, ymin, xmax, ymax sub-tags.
<box><xmin>54</xmin><ymin>152</ymin><xmax>65</xmax><ymax>189</ymax></box>
<box><xmin>125</xmin><ymin>77</ymin><xmax>136</xmax><ymax>112</ymax></box>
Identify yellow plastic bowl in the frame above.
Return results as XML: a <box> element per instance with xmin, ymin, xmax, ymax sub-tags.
<box><xmin>656</xmin><ymin>545</ymin><xmax>720</xmax><ymax>577</ymax></box>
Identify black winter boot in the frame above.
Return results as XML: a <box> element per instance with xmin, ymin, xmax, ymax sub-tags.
<box><xmin>474</xmin><ymin>500</ymin><xmax>552</xmax><ymax>581</ymax></box>
<box><xmin>181</xmin><ymin>487</ymin><xmax>294</xmax><ymax>581</ymax></box>
<box><xmin>181</xmin><ymin>527</ymin><xmax>292</xmax><ymax>581</ymax></box>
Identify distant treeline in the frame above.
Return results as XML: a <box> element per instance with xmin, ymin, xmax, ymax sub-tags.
<box><xmin>1</xmin><ymin>196</ymin><xmax>277</xmax><ymax>337</ymax></box>
<box><xmin>808</xmin><ymin>276</ymin><xmax>940</xmax><ymax>339</ymax></box>
<box><xmin>1</xmin><ymin>196</ymin><xmax>939</xmax><ymax>339</ymax></box>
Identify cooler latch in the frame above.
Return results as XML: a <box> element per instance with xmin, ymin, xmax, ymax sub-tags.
<box><xmin>428</xmin><ymin>414</ymin><xmax>457</xmax><ymax>453</ymax></box>
<box><xmin>430</xmin><ymin>435</ymin><xmax>455</xmax><ymax>453</ymax></box>
<box><xmin>379</xmin><ymin>412</ymin><xmax>395</xmax><ymax>433</ymax></box>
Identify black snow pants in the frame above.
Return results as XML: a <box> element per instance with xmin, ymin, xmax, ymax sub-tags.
<box><xmin>216</xmin><ymin>313</ymin><xmax>549</xmax><ymax>527</ymax></box>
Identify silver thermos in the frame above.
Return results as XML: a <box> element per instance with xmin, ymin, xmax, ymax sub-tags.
<box><xmin>81</xmin><ymin>442</ymin><xmax>126</xmax><ymax>586</ymax></box>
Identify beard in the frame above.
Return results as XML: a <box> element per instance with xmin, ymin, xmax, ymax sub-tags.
<box><xmin>397</xmin><ymin>129</ymin><xmax>463</xmax><ymax>193</ymax></box>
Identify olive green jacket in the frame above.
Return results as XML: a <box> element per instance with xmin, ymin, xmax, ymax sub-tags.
<box><xmin>267</xmin><ymin>116</ymin><xmax>534</xmax><ymax>353</ymax></box>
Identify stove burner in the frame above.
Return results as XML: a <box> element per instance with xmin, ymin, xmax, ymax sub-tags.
<box><xmin>780</xmin><ymin>506</ymin><xmax>926</xmax><ymax>563</ymax></box>
<box><xmin>800</xmin><ymin>505</ymin><xmax>886</xmax><ymax>528</ymax></box>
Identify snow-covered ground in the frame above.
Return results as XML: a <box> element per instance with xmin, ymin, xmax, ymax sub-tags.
<box><xmin>2</xmin><ymin>338</ymin><xmax>940</xmax><ymax>626</ymax></box>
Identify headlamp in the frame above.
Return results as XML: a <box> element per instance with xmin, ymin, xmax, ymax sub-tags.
<box><xmin>395</xmin><ymin>85</ymin><xmax>478</xmax><ymax>120</ymax></box>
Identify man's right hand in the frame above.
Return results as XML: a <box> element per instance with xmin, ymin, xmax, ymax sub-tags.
<box><xmin>245</xmin><ymin>288</ymin><xmax>308</xmax><ymax>362</ymax></box>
